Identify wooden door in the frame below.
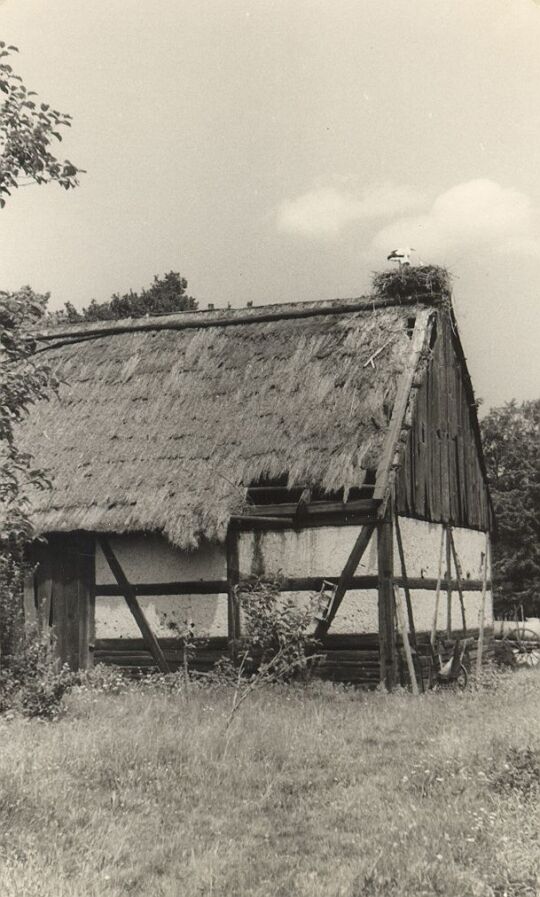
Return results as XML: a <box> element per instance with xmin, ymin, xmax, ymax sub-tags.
<box><xmin>29</xmin><ymin>533</ymin><xmax>95</xmax><ymax>670</ymax></box>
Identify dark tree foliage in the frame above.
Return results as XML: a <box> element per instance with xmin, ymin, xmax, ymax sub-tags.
<box><xmin>0</xmin><ymin>44</ymin><xmax>80</xmax><ymax>204</ymax></box>
<box><xmin>0</xmin><ymin>288</ymin><xmax>54</xmax><ymax>658</ymax></box>
<box><xmin>53</xmin><ymin>271</ymin><xmax>198</xmax><ymax>322</ymax></box>
<box><xmin>481</xmin><ymin>400</ymin><xmax>540</xmax><ymax>617</ymax></box>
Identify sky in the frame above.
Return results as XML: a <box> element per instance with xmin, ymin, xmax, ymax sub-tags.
<box><xmin>1</xmin><ymin>0</ymin><xmax>540</xmax><ymax>410</ymax></box>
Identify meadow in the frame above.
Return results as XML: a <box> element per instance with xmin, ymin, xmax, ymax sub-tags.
<box><xmin>0</xmin><ymin>668</ymin><xmax>539</xmax><ymax>897</ymax></box>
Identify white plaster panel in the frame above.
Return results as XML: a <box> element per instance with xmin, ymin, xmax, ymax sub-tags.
<box><xmin>238</xmin><ymin>590</ymin><xmax>379</xmax><ymax>636</ymax></box>
<box><xmin>95</xmin><ymin>534</ymin><xmax>226</xmax><ymax>584</ymax></box>
<box><xmin>95</xmin><ymin>593</ymin><xmax>228</xmax><ymax>639</ymax></box>
<box><xmin>238</xmin><ymin>527</ymin><xmax>377</xmax><ymax>579</ymax></box>
<box><xmin>328</xmin><ymin>590</ymin><xmax>379</xmax><ymax>634</ymax></box>
<box><xmin>395</xmin><ymin>518</ymin><xmax>490</xmax><ymax>581</ymax></box>
<box><xmin>396</xmin><ymin>589</ymin><xmax>494</xmax><ymax>634</ymax></box>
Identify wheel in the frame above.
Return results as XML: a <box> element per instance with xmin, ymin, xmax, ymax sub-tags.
<box><xmin>454</xmin><ymin>663</ymin><xmax>468</xmax><ymax>689</ymax></box>
<box><xmin>503</xmin><ymin>627</ymin><xmax>540</xmax><ymax>668</ymax></box>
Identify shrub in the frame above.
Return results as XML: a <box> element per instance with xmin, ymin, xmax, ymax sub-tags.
<box><xmin>210</xmin><ymin>577</ymin><xmax>321</xmax><ymax>729</ymax></box>
<box><xmin>0</xmin><ymin>628</ymin><xmax>76</xmax><ymax>719</ymax></box>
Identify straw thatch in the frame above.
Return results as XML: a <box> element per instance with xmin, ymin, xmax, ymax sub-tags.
<box><xmin>19</xmin><ymin>295</ymin><xmax>435</xmax><ymax>548</ymax></box>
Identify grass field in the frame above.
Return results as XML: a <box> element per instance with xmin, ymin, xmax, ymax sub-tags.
<box><xmin>0</xmin><ymin>668</ymin><xmax>539</xmax><ymax>897</ymax></box>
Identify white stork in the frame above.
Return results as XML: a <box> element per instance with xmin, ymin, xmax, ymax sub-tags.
<box><xmin>387</xmin><ymin>248</ymin><xmax>415</xmax><ymax>267</ymax></box>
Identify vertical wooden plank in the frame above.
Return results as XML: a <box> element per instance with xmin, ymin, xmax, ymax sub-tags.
<box><xmin>446</xmin><ymin>525</ymin><xmax>452</xmax><ymax>636</ymax></box>
<box><xmin>23</xmin><ymin>569</ymin><xmax>38</xmax><ymax>627</ymax></box>
<box><xmin>430</xmin><ymin>344</ymin><xmax>442</xmax><ymax>520</ymax></box>
<box><xmin>50</xmin><ymin>536</ymin><xmax>66</xmax><ymax>667</ymax></box>
<box><xmin>77</xmin><ymin>534</ymin><xmax>95</xmax><ymax>670</ymax></box>
<box><xmin>416</xmin><ymin>380</ymin><xmax>427</xmax><ymax>517</ymax></box>
<box><xmin>65</xmin><ymin>540</ymin><xmax>80</xmax><ymax>671</ymax></box>
<box><xmin>476</xmin><ymin>533</ymin><xmax>490</xmax><ymax>681</ymax></box>
<box><xmin>35</xmin><ymin>545</ymin><xmax>53</xmax><ymax>633</ymax></box>
<box><xmin>49</xmin><ymin>535</ymin><xmax>82</xmax><ymax>670</ymax></box>
<box><xmin>226</xmin><ymin>525</ymin><xmax>240</xmax><ymax>650</ymax></box>
<box><xmin>439</xmin><ymin>317</ymin><xmax>451</xmax><ymax>523</ymax></box>
<box><xmin>425</xmin><ymin>363</ymin><xmax>434</xmax><ymax>520</ymax></box>
<box><xmin>378</xmin><ymin>510</ymin><xmax>397</xmax><ymax>690</ymax></box>
<box><xmin>448</xmin><ymin>341</ymin><xmax>459</xmax><ymax>524</ymax></box>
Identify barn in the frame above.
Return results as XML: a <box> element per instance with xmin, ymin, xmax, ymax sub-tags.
<box><xmin>19</xmin><ymin>267</ymin><xmax>494</xmax><ymax>688</ymax></box>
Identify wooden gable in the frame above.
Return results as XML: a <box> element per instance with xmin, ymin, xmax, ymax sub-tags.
<box><xmin>396</xmin><ymin>311</ymin><xmax>491</xmax><ymax>531</ymax></box>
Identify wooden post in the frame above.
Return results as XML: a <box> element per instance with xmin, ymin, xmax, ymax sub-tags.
<box><xmin>449</xmin><ymin>530</ymin><xmax>467</xmax><ymax>634</ymax></box>
<box><xmin>476</xmin><ymin>533</ymin><xmax>490</xmax><ymax>681</ymax></box>
<box><xmin>446</xmin><ymin>525</ymin><xmax>452</xmax><ymax>637</ymax></box>
<box><xmin>430</xmin><ymin>527</ymin><xmax>445</xmax><ymax>648</ymax></box>
<box><xmin>98</xmin><ymin>537</ymin><xmax>170</xmax><ymax>674</ymax></box>
<box><xmin>314</xmin><ymin>523</ymin><xmax>376</xmax><ymax>639</ymax></box>
<box><xmin>226</xmin><ymin>525</ymin><xmax>240</xmax><ymax>655</ymax></box>
<box><xmin>394</xmin><ymin>586</ymin><xmax>419</xmax><ymax>695</ymax></box>
<box><xmin>378</xmin><ymin>511</ymin><xmax>397</xmax><ymax>690</ymax></box>
<box><xmin>393</xmin><ymin>512</ymin><xmax>417</xmax><ymax>647</ymax></box>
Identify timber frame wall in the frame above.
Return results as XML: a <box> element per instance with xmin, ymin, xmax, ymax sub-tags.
<box><xmin>24</xmin><ymin>513</ymin><xmax>493</xmax><ymax>690</ymax></box>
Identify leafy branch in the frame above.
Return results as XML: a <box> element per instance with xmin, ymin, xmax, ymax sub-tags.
<box><xmin>0</xmin><ymin>43</ymin><xmax>81</xmax><ymax>205</ymax></box>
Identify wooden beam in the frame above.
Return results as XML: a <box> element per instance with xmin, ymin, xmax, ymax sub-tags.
<box><xmin>393</xmin><ymin>512</ymin><xmax>417</xmax><ymax>647</ymax></box>
<box><xmin>233</xmin><ymin>513</ymin><xmax>377</xmax><ymax>532</ymax></box>
<box><xmin>377</xmin><ymin>513</ymin><xmax>398</xmax><ymax>689</ymax></box>
<box><xmin>449</xmin><ymin>529</ymin><xmax>467</xmax><ymax>634</ymax></box>
<box><xmin>97</xmin><ymin>537</ymin><xmax>170</xmax><ymax>674</ymax></box>
<box><xmin>36</xmin><ymin>293</ymin><xmax>444</xmax><ymax>344</ymax></box>
<box><xmin>394</xmin><ymin>586</ymin><xmax>419</xmax><ymax>695</ymax></box>
<box><xmin>240</xmin><ymin>499</ymin><xmax>380</xmax><ymax>518</ymax></box>
<box><xmin>314</xmin><ymin>523</ymin><xmax>376</xmax><ymax>639</ymax></box>
<box><xmin>430</xmin><ymin>527</ymin><xmax>446</xmax><ymax>648</ymax></box>
<box><xmin>95</xmin><ymin>579</ymin><xmax>228</xmax><ymax>596</ymax></box>
<box><xmin>226</xmin><ymin>526</ymin><xmax>240</xmax><ymax>652</ymax></box>
<box><xmin>95</xmin><ymin>574</ymin><xmax>491</xmax><ymax>597</ymax></box>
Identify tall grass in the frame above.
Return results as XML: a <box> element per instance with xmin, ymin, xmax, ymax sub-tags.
<box><xmin>0</xmin><ymin>670</ymin><xmax>539</xmax><ymax>896</ymax></box>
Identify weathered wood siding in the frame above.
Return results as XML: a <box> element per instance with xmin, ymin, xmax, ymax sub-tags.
<box><xmin>397</xmin><ymin>313</ymin><xmax>490</xmax><ymax>530</ymax></box>
<box><xmin>29</xmin><ymin>534</ymin><xmax>95</xmax><ymax>670</ymax></box>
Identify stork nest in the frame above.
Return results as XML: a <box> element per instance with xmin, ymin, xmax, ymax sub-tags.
<box><xmin>371</xmin><ymin>265</ymin><xmax>452</xmax><ymax>300</ymax></box>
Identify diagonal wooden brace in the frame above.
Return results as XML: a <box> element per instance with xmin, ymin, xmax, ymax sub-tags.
<box><xmin>314</xmin><ymin>523</ymin><xmax>376</xmax><ymax>639</ymax></box>
<box><xmin>98</xmin><ymin>536</ymin><xmax>170</xmax><ymax>674</ymax></box>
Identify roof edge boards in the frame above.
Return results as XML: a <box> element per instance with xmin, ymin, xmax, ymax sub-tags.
<box><xmin>373</xmin><ymin>308</ymin><xmax>437</xmax><ymax>513</ymax></box>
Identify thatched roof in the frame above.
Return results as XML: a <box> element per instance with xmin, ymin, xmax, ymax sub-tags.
<box><xmin>19</xmin><ymin>293</ymin><xmax>440</xmax><ymax>548</ymax></box>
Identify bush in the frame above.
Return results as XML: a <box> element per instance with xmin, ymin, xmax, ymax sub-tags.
<box><xmin>210</xmin><ymin>577</ymin><xmax>321</xmax><ymax>729</ymax></box>
<box><xmin>0</xmin><ymin>628</ymin><xmax>76</xmax><ymax>719</ymax></box>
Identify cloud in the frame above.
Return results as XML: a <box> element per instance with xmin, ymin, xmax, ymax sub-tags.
<box><xmin>276</xmin><ymin>184</ymin><xmax>426</xmax><ymax>239</ymax></box>
<box><xmin>371</xmin><ymin>179</ymin><xmax>540</xmax><ymax>261</ymax></box>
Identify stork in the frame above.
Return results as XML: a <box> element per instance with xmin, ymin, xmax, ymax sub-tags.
<box><xmin>387</xmin><ymin>247</ymin><xmax>415</xmax><ymax>268</ymax></box>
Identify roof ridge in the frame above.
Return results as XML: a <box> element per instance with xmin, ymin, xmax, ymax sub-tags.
<box><xmin>36</xmin><ymin>292</ymin><xmax>446</xmax><ymax>342</ymax></box>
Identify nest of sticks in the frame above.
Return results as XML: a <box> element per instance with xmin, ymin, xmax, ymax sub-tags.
<box><xmin>372</xmin><ymin>265</ymin><xmax>452</xmax><ymax>300</ymax></box>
